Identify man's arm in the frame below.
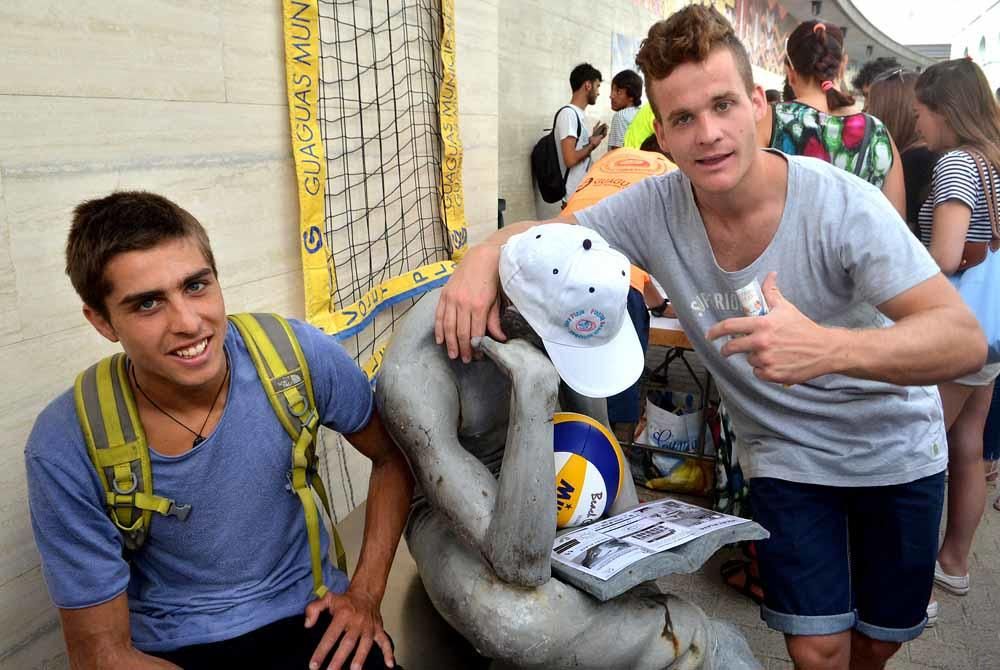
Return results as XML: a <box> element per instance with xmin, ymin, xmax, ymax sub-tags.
<box><xmin>59</xmin><ymin>594</ymin><xmax>179</xmax><ymax>670</ymax></box>
<box><xmin>560</xmin><ymin>134</ymin><xmax>601</xmax><ymax>169</ymax></box>
<box><xmin>305</xmin><ymin>408</ymin><xmax>413</xmax><ymax>670</ymax></box>
<box><xmin>433</xmin><ymin>217</ymin><xmax>576</xmax><ymax>362</ymax></box>
<box><xmin>708</xmin><ymin>272</ymin><xmax>986</xmax><ymax>386</ymax></box>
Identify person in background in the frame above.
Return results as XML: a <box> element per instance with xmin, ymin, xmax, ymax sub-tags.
<box><xmin>852</xmin><ymin>56</ymin><xmax>902</xmax><ymax>98</ymax></box>
<box><xmin>865</xmin><ymin>69</ymin><xmax>937</xmax><ymax>232</ymax></box>
<box><xmin>607</xmin><ymin>69</ymin><xmax>643</xmax><ymax>151</ymax></box>
<box><xmin>553</xmin><ymin>63</ymin><xmax>608</xmax><ymax>205</ymax></box>
<box><xmin>764</xmin><ymin>89</ymin><xmax>781</xmax><ymax>105</ymax></box>
<box><xmin>782</xmin><ymin>77</ymin><xmax>795</xmax><ymax>102</ymax></box>
<box><xmin>770</xmin><ymin>20</ymin><xmax>906</xmax><ymax>217</ymax></box>
<box><xmin>983</xmin><ymin>384</ymin><xmax>1000</xmax><ymax>511</ymax></box>
<box><xmin>914</xmin><ymin>58</ymin><xmax>1000</xmax><ymax>621</ymax></box>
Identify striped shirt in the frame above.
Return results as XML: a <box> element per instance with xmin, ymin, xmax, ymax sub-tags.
<box><xmin>918</xmin><ymin>149</ymin><xmax>998</xmax><ymax>246</ymax></box>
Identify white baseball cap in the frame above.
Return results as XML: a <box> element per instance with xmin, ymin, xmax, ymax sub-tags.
<box><xmin>499</xmin><ymin>224</ymin><xmax>643</xmax><ymax>398</ymax></box>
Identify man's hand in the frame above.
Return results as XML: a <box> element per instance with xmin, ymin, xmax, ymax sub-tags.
<box><xmin>434</xmin><ymin>244</ymin><xmax>508</xmax><ymax>362</ymax></box>
<box><xmin>305</xmin><ymin>589</ymin><xmax>394</xmax><ymax>670</ymax></box>
<box><xmin>590</xmin><ymin>122</ymin><xmax>608</xmax><ymax>147</ymax></box>
<box><xmin>706</xmin><ymin>272</ymin><xmax>841</xmax><ymax>384</ymax></box>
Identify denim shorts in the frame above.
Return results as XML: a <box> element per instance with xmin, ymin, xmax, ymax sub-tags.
<box><xmin>749</xmin><ymin>472</ymin><xmax>945</xmax><ymax>642</ymax></box>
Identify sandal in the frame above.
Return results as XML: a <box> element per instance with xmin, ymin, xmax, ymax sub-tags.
<box><xmin>721</xmin><ymin>558</ymin><xmax>765</xmax><ymax>605</ymax></box>
<box><xmin>986</xmin><ymin>460</ymin><xmax>999</xmax><ymax>486</ymax></box>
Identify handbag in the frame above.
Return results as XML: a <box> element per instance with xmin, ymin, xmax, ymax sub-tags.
<box><xmin>950</xmin><ymin>149</ymin><xmax>1000</xmax><ymax>363</ymax></box>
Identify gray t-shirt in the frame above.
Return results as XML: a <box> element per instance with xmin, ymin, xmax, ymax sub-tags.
<box><xmin>576</xmin><ymin>153</ymin><xmax>947</xmax><ymax>487</ymax></box>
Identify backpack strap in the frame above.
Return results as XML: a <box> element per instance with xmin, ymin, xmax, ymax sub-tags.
<box><xmin>228</xmin><ymin>313</ymin><xmax>348</xmax><ymax>598</ymax></box>
<box><xmin>74</xmin><ymin>354</ymin><xmax>191</xmax><ymax>552</ymax></box>
<box><xmin>552</xmin><ymin>105</ymin><xmax>582</xmax><ymax>186</ymax></box>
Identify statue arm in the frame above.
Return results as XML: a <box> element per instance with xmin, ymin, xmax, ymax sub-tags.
<box><xmin>478</xmin><ymin>337</ymin><xmax>561</xmax><ymax>587</ymax></box>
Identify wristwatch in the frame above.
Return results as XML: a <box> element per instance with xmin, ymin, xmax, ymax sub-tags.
<box><xmin>651</xmin><ymin>299</ymin><xmax>671</xmax><ymax>317</ymax></box>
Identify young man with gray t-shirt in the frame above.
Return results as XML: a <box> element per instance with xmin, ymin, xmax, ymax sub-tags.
<box><xmin>435</xmin><ymin>7</ymin><xmax>986</xmax><ymax>670</ymax></box>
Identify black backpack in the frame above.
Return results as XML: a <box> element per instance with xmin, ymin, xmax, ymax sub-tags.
<box><xmin>531</xmin><ymin>106</ymin><xmax>582</xmax><ymax>203</ymax></box>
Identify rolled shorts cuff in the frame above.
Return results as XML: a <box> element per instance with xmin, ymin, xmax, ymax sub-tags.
<box><xmin>855</xmin><ymin>616</ymin><xmax>926</xmax><ymax>643</ymax></box>
<box><xmin>761</xmin><ymin>605</ymin><xmax>855</xmax><ymax>636</ymax></box>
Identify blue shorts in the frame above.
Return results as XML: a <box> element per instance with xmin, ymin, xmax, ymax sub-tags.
<box><xmin>749</xmin><ymin>472</ymin><xmax>945</xmax><ymax>642</ymax></box>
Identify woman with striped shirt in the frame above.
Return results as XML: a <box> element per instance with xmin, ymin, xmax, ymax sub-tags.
<box><xmin>914</xmin><ymin>58</ymin><xmax>1000</xmax><ymax>612</ymax></box>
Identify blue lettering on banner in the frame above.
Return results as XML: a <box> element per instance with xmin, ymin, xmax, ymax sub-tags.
<box><xmin>303</xmin><ymin>226</ymin><xmax>323</xmax><ymax>253</ymax></box>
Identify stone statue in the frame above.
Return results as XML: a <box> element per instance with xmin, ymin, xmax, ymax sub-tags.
<box><xmin>375</xmin><ymin>291</ymin><xmax>762</xmax><ymax>670</ymax></box>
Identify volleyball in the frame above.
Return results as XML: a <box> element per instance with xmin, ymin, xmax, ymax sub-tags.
<box><xmin>553</xmin><ymin>412</ymin><xmax>626</xmax><ymax>529</ymax></box>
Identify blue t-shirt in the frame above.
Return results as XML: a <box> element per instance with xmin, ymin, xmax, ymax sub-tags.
<box><xmin>25</xmin><ymin>319</ymin><xmax>373</xmax><ymax>652</ymax></box>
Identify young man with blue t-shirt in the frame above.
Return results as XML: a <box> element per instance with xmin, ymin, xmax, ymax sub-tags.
<box><xmin>434</xmin><ymin>7</ymin><xmax>986</xmax><ymax>670</ymax></box>
<box><xmin>25</xmin><ymin>191</ymin><xmax>413</xmax><ymax>669</ymax></box>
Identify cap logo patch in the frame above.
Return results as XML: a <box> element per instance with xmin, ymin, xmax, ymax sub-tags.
<box><xmin>565</xmin><ymin>308</ymin><xmax>606</xmax><ymax>339</ymax></box>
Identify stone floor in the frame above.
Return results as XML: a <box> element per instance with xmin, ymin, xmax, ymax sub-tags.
<box><xmin>644</xmin><ymin>344</ymin><xmax>1000</xmax><ymax>669</ymax></box>
<box><xmin>650</xmin><ymin>487</ymin><xmax>1000</xmax><ymax>670</ymax></box>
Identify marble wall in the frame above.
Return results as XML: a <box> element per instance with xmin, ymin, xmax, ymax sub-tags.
<box><xmin>0</xmin><ymin>0</ymin><xmax>496</xmax><ymax>667</ymax></box>
<box><xmin>498</xmin><ymin>0</ymin><xmax>673</xmax><ymax>224</ymax></box>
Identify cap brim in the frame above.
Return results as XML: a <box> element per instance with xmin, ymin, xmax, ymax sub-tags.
<box><xmin>542</xmin><ymin>318</ymin><xmax>644</xmax><ymax>398</ymax></box>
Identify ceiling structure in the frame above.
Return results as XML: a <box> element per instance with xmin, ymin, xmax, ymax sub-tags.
<box><xmin>778</xmin><ymin>0</ymin><xmax>938</xmax><ymax>72</ymax></box>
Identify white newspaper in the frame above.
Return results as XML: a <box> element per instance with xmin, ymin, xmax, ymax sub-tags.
<box><xmin>551</xmin><ymin>498</ymin><xmax>750</xmax><ymax>581</ymax></box>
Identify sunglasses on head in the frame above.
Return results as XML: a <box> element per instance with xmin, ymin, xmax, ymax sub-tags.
<box><xmin>871</xmin><ymin>68</ymin><xmax>906</xmax><ymax>85</ymax></box>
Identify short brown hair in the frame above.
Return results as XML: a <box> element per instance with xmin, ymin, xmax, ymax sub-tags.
<box><xmin>635</xmin><ymin>5</ymin><xmax>754</xmax><ymax>119</ymax></box>
<box><xmin>66</xmin><ymin>191</ymin><xmax>217</xmax><ymax>318</ymax></box>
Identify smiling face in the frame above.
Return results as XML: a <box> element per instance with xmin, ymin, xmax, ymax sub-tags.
<box><xmin>84</xmin><ymin>236</ymin><xmax>228</xmax><ymax>400</ymax></box>
<box><xmin>650</xmin><ymin>47</ymin><xmax>765</xmax><ymax>194</ymax></box>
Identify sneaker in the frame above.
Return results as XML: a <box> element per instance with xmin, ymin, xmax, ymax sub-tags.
<box><xmin>934</xmin><ymin>561</ymin><xmax>970</xmax><ymax>595</ymax></box>
<box><xmin>925</xmin><ymin>600</ymin><xmax>939</xmax><ymax>627</ymax></box>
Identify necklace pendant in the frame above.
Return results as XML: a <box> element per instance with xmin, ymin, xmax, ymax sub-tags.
<box><xmin>193</xmin><ymin>435</ymin><xmax>205</xmax><ymax>447</ymax></box>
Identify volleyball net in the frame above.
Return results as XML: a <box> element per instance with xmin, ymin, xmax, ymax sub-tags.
<box><xmin>282</xmin><ymin>0</ymin><xmax>466</xmax><ymax>379</ymax></box>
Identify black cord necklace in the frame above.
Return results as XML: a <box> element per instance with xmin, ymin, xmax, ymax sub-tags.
<box><xmin>131</xmin><ymin>354</ymin><xmax>230</xmax><ymax>447</ymax></box>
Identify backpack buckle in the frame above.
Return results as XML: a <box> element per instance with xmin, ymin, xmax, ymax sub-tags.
<box><xmin>165</xmin><ymin>501</ymin><xmax>192</xmax><ymax>521</ymax></box>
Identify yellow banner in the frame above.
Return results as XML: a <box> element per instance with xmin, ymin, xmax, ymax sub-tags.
<box><xmin>361</xmin><ymin>344</ymin><xmax>387</xmax><ymax>381</ymax></box>
<box><xmin>283</xmin><ymin>0</ymin><xmax>332</xmax><ymax>325</ymax></box>
<box><xmin>319</xmin><ymin>260</ymin><xmax>455</xmax><ymax>340</ymax></box>
<box><xmin>439</xmin><ymin>0</ymin><xmax>468</xmax><ymax>260</ymax></box>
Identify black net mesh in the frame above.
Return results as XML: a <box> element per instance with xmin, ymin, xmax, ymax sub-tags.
<box><xmin>317</xmin><ymin>0</ymin><xmax>450</xmax><ymax>362</ymax></box>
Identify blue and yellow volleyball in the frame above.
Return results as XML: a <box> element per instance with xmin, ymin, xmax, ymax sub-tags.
<box><xmin>553</xmin><ymin>412</ymin><xmax>626</xmax><ymax>528</ymax></box>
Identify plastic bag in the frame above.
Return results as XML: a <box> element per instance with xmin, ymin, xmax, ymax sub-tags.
<box><xmin>636</xmin><ymin>390</ymin><xmax>703</xmax><ymax>453</ymax></box>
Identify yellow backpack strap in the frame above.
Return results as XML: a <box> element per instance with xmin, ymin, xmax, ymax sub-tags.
<box><xmin>73</xmin><ymin>353</ymin><xmax>192</xmax><ymax>552</ymax></box>
<box><xmin>228</xmin><ymin>313</ymin><xmax>347</xmax><ymax>598</ymax></box>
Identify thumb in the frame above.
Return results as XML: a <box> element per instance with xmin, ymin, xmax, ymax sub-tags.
<box><xmin>761</xmin><ymin>271</ymin><xmax>783</xmax><ymax>310</ymax></box>
<box><xmin>487</xmin><ymin>300</ymin><xmax>508</xmax><ymax>342</ymax></box>
<box><xmin>303</xmin><ymin>597</ymin><xmax>326</xmax><ymax>628</ymax></box>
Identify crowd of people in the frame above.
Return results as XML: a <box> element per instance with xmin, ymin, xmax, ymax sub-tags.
<box><xmin>516</xmin><ymin>5</ymin><xmax>999</xmax><ymax>669</ymax></box>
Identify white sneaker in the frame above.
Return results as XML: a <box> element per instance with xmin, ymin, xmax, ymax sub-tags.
<box><xmin>925</xmin><ymin>600</ymin><xmax>939</xmax><ymax>627</ymax></box>
<box><xmin>934</xmin><ymin>561</ymin><xmax>970</xmax><ymax>595</ymax></box>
